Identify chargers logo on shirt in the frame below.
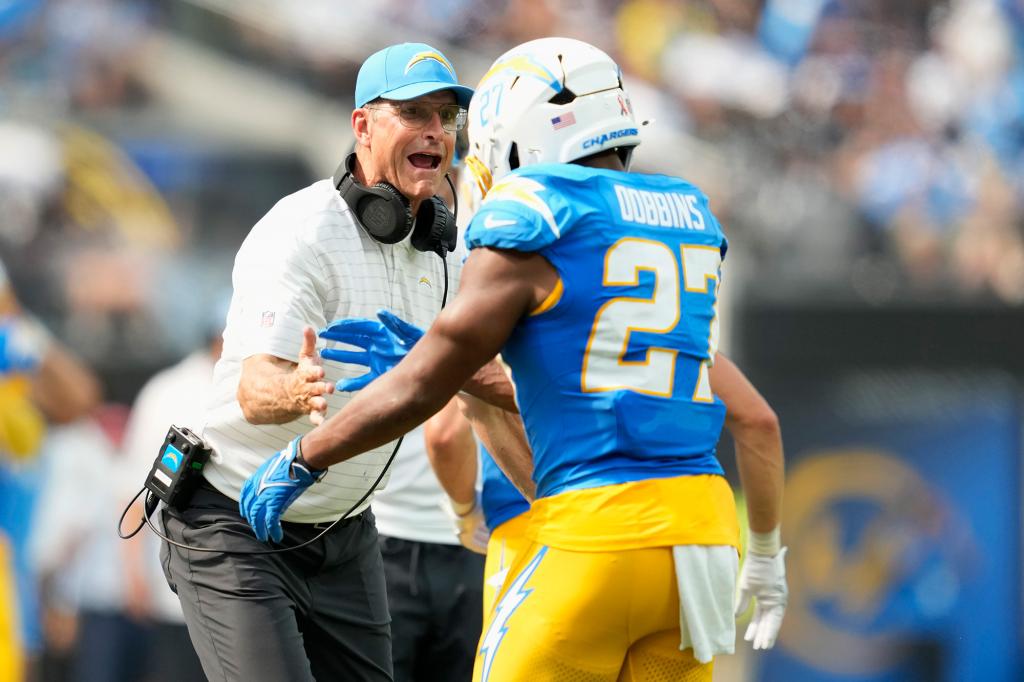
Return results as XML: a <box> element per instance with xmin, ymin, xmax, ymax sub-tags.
<box><xmin>405</xmin><ymin>51</ymin><xmax>456</xmax><ymax>77</ymax></box>
<box><xmin>484</xmin><ymin>176</ymin><xmax>559</xmax><ymax>237</ymax></box>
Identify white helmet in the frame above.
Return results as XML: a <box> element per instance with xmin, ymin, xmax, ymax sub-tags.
<box><xmin>465</xmin><ymin>37</ymin><xmax>640</xmax><ymax>198</ymax></box>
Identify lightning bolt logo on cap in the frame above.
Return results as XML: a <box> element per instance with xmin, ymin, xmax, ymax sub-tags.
<box><xmin>405</xmin><ymin>51</ymin><xmax>456</xmax><ymax>77</ymax></box>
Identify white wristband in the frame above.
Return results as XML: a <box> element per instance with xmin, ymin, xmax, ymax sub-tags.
<box><xmin>748</xmin><ymin>527</ymin><xmax>781</xmax><ymax>556</ymax></box>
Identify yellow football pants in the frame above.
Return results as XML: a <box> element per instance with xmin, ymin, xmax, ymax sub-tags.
<box><xmin>483</xmin><ymin>512</ymin><xmax>533</xmax><ymax>616</ymax></box>
<box><xmin>0</xmin><ymin>532</ymin><xmax>23</xmax><ymax>682</ymax></box>
<box><xmin>474</xmin><ymin>542</ymin><xmax>712</xmax><ymax>682</ymax></box>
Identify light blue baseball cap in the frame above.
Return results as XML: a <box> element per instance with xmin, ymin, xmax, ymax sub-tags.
<box><xmin>355</xmin><ymin>42</ymin><xmax>474</xmax><ymax>109</ymax></box>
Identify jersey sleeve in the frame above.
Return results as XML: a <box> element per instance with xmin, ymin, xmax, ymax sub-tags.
<box><xmin>227</xmin><ymin>218</ymin><xmax>329</xmax><ymax>363</ymax></box>
<box><xmin>704</xmin><ymin>195</ymin><xmax>728</xmax><ymax>260</ymax></box>
<box><xmin>464</xmin><ymin>172</ymin><xmax>567</xmax><ymax>252</ymax></box>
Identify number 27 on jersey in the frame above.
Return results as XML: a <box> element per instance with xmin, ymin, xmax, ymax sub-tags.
<box><xmin>582</xmin><ymin>237</ymin><xmax>721</xmax><ymax>402</ymax></box>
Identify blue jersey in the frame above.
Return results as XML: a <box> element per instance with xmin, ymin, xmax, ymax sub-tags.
<box><xmin>465</xmin><ymin>164</ymin><xmax>728</xmax><ymax>499</ymax></box>
<box><xmin>480</xmin><ymin>444</ymin><xmax>530</xmax><ymax>531</ymax></box>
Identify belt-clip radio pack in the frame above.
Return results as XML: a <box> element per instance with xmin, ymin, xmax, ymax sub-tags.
<box><xmin>145</xmin><ymin>425</ymin><xmax>212</xmax><ymax>510</ymax></box>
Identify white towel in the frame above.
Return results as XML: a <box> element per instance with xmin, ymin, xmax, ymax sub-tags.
<box><xmin>672</xmin><ymin>545</ymin><xmax>739</xmax><ymax>663</ymax></box>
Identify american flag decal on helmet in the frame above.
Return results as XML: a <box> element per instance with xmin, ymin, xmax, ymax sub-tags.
<box><xmin>551</xmin><ymin>112</ymin><xmax>576</xmax><ymax>130</ymax></box>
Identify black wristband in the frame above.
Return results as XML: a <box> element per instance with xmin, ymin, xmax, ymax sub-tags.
<box><xmin>294</xmin><ymin>439</ymin><xmax>326</xmax><ymax>480</ymax></box>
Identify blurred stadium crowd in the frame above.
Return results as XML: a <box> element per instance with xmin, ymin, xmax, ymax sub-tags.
<box><xmin>3</xmin><ymin>0</ymin><xmax>1024</xmax><ymax>374</ymax></box>
<box><xmin>0</xmin><ymin>0</ymin><xmax>1022</xmax><ymax>680</ymax></box>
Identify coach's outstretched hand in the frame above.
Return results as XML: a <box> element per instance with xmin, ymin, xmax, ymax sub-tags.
<box><xmin>240</xmin><ymin>437</ymin><xmax>325</xmax><ymax>543</ymax></box>
<box><xmin>734</xmin><ymin>547</ymin><xmax>788</xmax><ymax>650</ymax></box>
<box><xmin>318</xmin><ymin>310</ymin><xmax>424</xmax><ymax>392</ymax></box>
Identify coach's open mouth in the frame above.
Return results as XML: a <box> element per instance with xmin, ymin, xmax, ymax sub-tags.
<box><xmin>408</xmin><ymin>153</ymin><xmax>441</xmax><ymax>170</ymax></box>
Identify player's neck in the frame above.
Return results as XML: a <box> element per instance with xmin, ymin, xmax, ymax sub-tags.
<box><xmin>577</xmin><ymin>151</ymin><xmax>625</xmax><ymax>172</ymax></box>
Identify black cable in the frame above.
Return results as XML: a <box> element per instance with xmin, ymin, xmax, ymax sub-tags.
<box><xmin>440</xmin><ymin>257</ymin><xmax>449</xmax><ymax>308</ymax></box>
<box><xmin>120</xmin><ymin>435</ymin><xmax>404</xmax><ymax>556</ymax></box>
<box><xmin>446</xmin><ymin>172</ymin><xmax>458</xmax><ymax>228</ymax></box>
<box><xmin>116</xmin><ymin>487</ymin><xmax>150</xmax><ymax>540</ymax></box>
<box><xmin>441</xmin><ymin>172</ymin><xmax>457</xmax><ymax>307</ymax></box>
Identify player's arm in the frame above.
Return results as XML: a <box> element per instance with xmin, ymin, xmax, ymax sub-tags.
<box><xmin>237</xmin><ymin>327</ymin><xmax>335</xmax><ymax>425</ymax></box>
<box><xmin>710</xmin><ymin>354</ymin><xmax>783</xmax><ymax>535</ymax></box>
<box><xmin>711</xmin><ymin>353</ymin><xmax>788</xmax><ymax>651</ymax></box>
<box><xmin>31</xmin><ymin>340</ymin><xmax>102</xmax><ymax>424</ymax></box>
<box><xmin>1</xmin><ymin>282</ymin><xmax>101</xmax><ymax>423</ymax></box>
<box><xmin>301</xmin><ymin>247</ymin><xmax>549</xmax><ymax>469</ymax></box>
<box><xmin>424</xmin><ymin>397</ymin><xmax>478</xmax><ymax>507</ymax></box>
<box><xmin>457</xmin><ymin>393</ymin><xmax>536</xmax><ymax>501</ymax></box>
<box><xmin>460</xmin><ymin>360</ymin><xmax>518</xmax><ymax>412</ymax></box>
<box><xmin>424</xmin><ymin>398</ymin><xmax>492</xmax><ymax>553</ymax></box>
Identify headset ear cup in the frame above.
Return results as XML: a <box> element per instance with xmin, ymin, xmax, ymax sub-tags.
<box><xmin>362</xmin><ymin>183</ymin><xmax>413</xmax><ymax>243</ymax></box>
<box><xmin>339</xmin><ymin>172</ymin><xmax>413</xmax><ymax>244</ymax></box>
<box><xmin>412</xmin><ymin>196</ymin><xmax>457</xmax><ymax>255</ymax></box>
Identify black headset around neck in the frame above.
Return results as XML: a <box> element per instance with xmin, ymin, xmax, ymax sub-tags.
<box><xmin>333</xmin><ymin>153</ymin><xmax>457</xmax><ymax>257</ymax></box>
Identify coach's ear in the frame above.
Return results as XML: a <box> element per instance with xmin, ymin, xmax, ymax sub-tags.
<box><xmin>352</xmin><ymin>107</ymin><xmax>373</xmax><ymax>147</ymax></box>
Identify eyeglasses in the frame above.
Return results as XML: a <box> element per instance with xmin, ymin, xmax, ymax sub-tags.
<box><xmin>367</xmin><ymin>101</ymin><xmax>468</xmax><ymax>132</ymax></box>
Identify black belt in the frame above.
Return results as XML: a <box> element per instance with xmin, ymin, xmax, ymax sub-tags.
<box><xmin>196</xmin><ymin>477</ymin><xmax>365</xmax><ymax>531</ymax></box>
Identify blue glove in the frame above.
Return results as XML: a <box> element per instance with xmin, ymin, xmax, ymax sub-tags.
<box><xmin>0</xmin><ymin>318</ymin><xmax>45</xmax><ymax>375</ymax></box>
<box><xmin>239</xmin><ymin>437</ymin><xmax>325</xmax><ymax>543</ymax></box>
<box><xmin>318</xmin><ymin>310</ymin><xmax>424</xmax><ymax>392</ymax></box>
<box><xmin>377</xmin><ymin>309</ymin><xmax>425</xmax><ymax>347</ymax></box>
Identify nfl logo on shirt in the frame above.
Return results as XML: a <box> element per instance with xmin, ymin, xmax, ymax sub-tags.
<box><xmin>260</xmin><ymin>311</ymin><xmax>276</xmax><ymax>328</ymax></box>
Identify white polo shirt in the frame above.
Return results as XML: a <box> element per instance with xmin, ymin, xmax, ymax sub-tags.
<box><xmin>201</xmin><ymin>178</ymin><xmax>462</xmax><ymax>523</ymax></box>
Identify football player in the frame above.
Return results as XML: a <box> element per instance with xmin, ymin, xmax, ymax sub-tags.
<box><xmin>240</xmin><ymin>37</ymin><xmax>787</xmax><ymax>681</ymax></box>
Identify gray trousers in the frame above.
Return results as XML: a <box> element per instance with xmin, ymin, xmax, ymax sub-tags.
<box><xmin>160</xmin><ymin>481</ymin><xmax>393</xmax><ymax>682</ymax></box>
